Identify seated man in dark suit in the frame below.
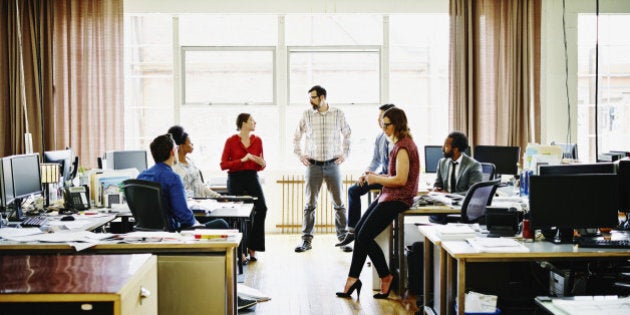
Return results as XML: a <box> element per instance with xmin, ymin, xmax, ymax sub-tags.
<box><xmin>430</xmin><ymin>131</ymin><xmax>483</xmax><ymax>224</ymax></box>
<box><xmin>138</xmin><ymin>134</ymin><xmax>228</xmax><ymax>231</ymax></box>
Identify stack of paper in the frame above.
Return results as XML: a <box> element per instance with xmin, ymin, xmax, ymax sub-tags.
<box><xmin>435</xmin><ymin>224</ymin><xmax>477</xmax><ymax>240</ymax></box>
<box><xmin>467</xmin><ymin>237</ymin><xmax>530</xmax><ymax>253</ymax></box>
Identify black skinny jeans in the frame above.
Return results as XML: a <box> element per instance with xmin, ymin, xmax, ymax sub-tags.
<box><xmin>348</xmin><ymin>200</ymin><xmax>408</xmax><ymax>278</ymax></box>
<box><xmin>227</xmin><ymin>170</ymin><xmax>268</xmax><ymax>252</ymax></box>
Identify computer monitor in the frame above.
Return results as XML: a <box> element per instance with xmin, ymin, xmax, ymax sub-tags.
<box><xmin>619</xmin><ymin>159</ymin><xmax>630</xmax><ymax>213</ymax></box>
<box><xmin>0</xmin><ymin>157</ymin><xmax>15</xmax><ymax>210</ymax></box>
<box><xmin>424</xmin><ymin>145</ymin><xmax>443</xmax><ymax>173</ymax></box>
<box><xmin>424</xmin><ymin>145</ymin><xmax>471</xmax><ymax>173</ymax></box>
<box><xmin>43</xmin><ymin>149</ymin><xmax>73</xmax><ymax>185</ymax></box>
<box><xmin>538</xmin><ymin>163</ymin><xmax>615</xmax><ymax>176</ymax></box>
<box><xmin>104</xmin><ymin>150</ymin><xmax>148</xmax><ymax>172</ymax></box>
<box><xmin>473</xmin><ymin>145</ymin><xmax>520</xmax><ymax>176</ymax></box>
<box><xmin>6</xmin><ymin>154</ymin><xmax>42</xmax><ymax>221</ymax></box>
<box><xmin>529</xmin><ymin>174</ymin><xmax>619</xmax><ymax>231</ymax></box>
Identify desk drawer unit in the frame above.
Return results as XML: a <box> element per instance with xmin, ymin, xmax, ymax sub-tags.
<box><xmin>0</xmin><ymin>254</ymin><xmax>157</xmax><ymax>315</ymax></box>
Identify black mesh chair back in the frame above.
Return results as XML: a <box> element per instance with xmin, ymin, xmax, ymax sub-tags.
<box><xmin>122</xmin><ymin>179</ymin><xmax>172</xmax><ymax>231</ymax></box>
<box><xmin>480</xmin><ymin>162</ymin><xmax>496</xmax><ymax>181</ymax></box>
<box><xmin>460</xmin><ymin>179</ymin><xmax>500</xmax><ymax>223</ymax></box>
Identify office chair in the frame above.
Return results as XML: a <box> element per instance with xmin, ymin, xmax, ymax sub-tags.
<box><xmin>122</xmin><ymin>179</ymin><xmax>172</xmax><ymax>231</ymax></box>
<box><xmin>480</xmin><ymin>162</ymin><xmax>496</xmax><ymax>181</ymax></box>
<box><xmin>550</xmin><ymin>141</ymin><xmax>578</xmax><ymax>160</ymax></box>
<box><xmin>446</xmin><ymin>179</ymin><xmax>501</xmax><ymax>223</ymax></box>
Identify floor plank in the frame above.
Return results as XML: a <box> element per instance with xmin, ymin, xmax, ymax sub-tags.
<box><xmin>241</xmin><ymin>234</ymin><xmax>419</xmax><ymax>314</ymax></box>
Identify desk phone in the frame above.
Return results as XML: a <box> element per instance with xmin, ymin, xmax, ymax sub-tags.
<box><xmin>63</xmin><ymin>185</ymin><xmax>91</xmax><ymax>211</ymax></box>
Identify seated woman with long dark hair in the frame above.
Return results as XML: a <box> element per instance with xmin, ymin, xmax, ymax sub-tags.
<box><xmin>336</xmin><ymin>107</ymin><xmax>419</xmax><ymax>299</ymax></box>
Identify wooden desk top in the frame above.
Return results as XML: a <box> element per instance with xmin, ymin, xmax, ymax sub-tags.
<box><xmin>441</xmin><ymin>239</ymin><xmax>630</xmax><ymax>260</ymax></box>
<box><xmin>0</xmin><ymin>235</ymin><xmax>242</xmax><ymax>253</ymax></box>
<box><xmin>0</xmin><ymin>254</ymin><xmax>153</xmax><ymax>294</ymax></box>
<box><xmin>403</xmin><ymin>205</ymin><xmax>460</xmax><ymax>215</ymax></box>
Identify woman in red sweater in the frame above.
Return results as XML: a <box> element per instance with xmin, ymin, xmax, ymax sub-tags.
<box><xmin>220</xmin><ymin>113</ymin><xmax>267</xmax><ymax>261</ymax></box>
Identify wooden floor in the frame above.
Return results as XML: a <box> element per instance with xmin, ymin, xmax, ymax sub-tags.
<box><xmin>241</xmin><ymin>233</ymin><xmax>419</xmax><ymax>314</ymax></box>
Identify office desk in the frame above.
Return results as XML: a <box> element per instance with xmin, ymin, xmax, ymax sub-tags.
<box><xmin>196</xmin><ymin>203</ymin><xmax>254</xmax><ymax>274</ymax></box>
<box><xmin>437</xmin><ymin>237</ymin><xmax>630</xmax><ymax>315</ymax></box>
<box><xmin>0</xmin><ymin>235</ymin><xmax>241</xmax><ymax>315</ymax></box>
<box><xmin>0</xmin><ymin>254</ymin><xmax>157</xmax><ymax>315</ymax></box>
<box><xmin>394</xmin><ymin>205</ymin><xmax>460</xmax><ymax>294</ymax></box>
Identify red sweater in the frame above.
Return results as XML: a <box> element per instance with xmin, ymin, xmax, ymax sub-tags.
<box><xmin>220</xmin><ymin>134</ymin><xmax>266</xmax><ymax>173</ymax></box>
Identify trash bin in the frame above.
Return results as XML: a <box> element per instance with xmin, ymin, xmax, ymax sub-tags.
<box><xmin>405</xmin><ymin>241</ymin><xmax>424</xmax><ymax>295</ymax></box>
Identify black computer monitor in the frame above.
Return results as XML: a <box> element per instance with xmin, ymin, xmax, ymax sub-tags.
<box><xmin>0</xmin><ymin>157</ymin><xmax>15</xmax><ymax>210</ymax></box>
<box><xmin>473</xmin><ymin>145</ymin><xmax>520</xmax><ymax>176</ymax></box>
<box><xmin>424</xmin><ymin>145</ymin><xmax>443</xmax><ymax>173</ymax></box>
<box><xmin>43</xmin><ymin>149</ymin><xmax>73</xmax><ymax>185</ymax></box>
<box><xmin>538</xmin><ymin>163</ymin><xmax>615</xmax><ymax>176</ymax></box>
<box><xmin>105</xmin><ymin>150</ymin><xmax>148</xmax><ymax>172</ymax></box>
<box><xmin>529</xmin><ymin>174</ymin><xmax>619</xmax><ymax>231</ymax></box>
<box><xmin>619</xmin><ymin>159</ymin><xmax>630</xmax><ymax>213</ymax></box>
<box><xmin>5</xmin><ymin>154</ymin><xmax>42</xmax><ymax>221</ymax></box>
<box><xmin>424</xmin><ymin>145</ymin><xmax>471</xmax><ymax>173</ymax></box>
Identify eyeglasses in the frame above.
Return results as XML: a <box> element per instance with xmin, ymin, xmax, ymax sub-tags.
<box><xmin>382</xmin><ymin>122</ymin><xmax>392</xmax><ymax>128</ymax></box>
<box><xmin>309</xmin><ymin>95</ymin><xmax>319</xmax><ymax>99</ymax></box>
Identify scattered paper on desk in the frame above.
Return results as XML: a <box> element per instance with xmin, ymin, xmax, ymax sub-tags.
<box><xmin>464</xmin><ymin>291</ymin><xmax>497</xmax><ymax>313</ymax></box>
<box><xmin>552</xmin><ymin>296</ymin><xmax>630</xmax><ymax>315</ymax></box>
<box><xmin>0</xmin><ymin>227</ymin><xmax>43</xmax><ymax>239</ymax></box>
<box><xmin>467</xmin><ymin>237</ymin><xmax>530</xmax><ymax>253</ymax></box>
<box><xmin>3</xmin><ymin>231</ymin><xmax>104</xmax><ymax>243</ymax></box>
<box><xmin>435</xmin><ymin>224</ymin><xmax>477</xmax><ymax>240</ymax></box>
<box><xmin>119</xmin><ymin>231</ymin><xmax>183</xmax><ymax>242</ymax></box>
<box><xmin>180</xmin><ymin>229</ymin><xmax>239</xmax><ymax>241</ymax></box>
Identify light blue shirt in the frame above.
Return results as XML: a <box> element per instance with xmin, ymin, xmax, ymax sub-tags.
<box><xmin>366</xmin><ymin>133</ymin><xmax>390</xmax><ymax>174</ymax></box>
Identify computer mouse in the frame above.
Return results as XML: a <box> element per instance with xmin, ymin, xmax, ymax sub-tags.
<box><xmin>60</xmin><ymin>215</ymin><xmax>75</xmax><ymax>221</ymax></box>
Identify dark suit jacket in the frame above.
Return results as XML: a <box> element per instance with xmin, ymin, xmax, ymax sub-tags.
<box><xmin>434</xmin><ymin>154</ymin><xmax>483</xmax><ymax>194</ymax></box>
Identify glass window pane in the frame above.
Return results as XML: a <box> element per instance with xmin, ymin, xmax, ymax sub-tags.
<box><xmin>184</xmin><ymin>50</ymin><xmax>274</xmax><ymax>104</ymax></box>
<box><xmin>179</xmin><ymin>14</ymin><xmax>277</xmax><ymax>46</ymax></box>
<box><xmin>285</xmin><ymin>15</ymin><xmax>382</xmax><ymax>46</ymax></box>
<box><xmin>124</xmin><ymin>15</ymin><xmax>174</xmax><ymax>150</ymax></box>
<box><xmin>578</xmin><ymin>14</ymin><xmax>630</xmax><ymax>162</ymax></box>
<box><xmin>181</xmin><ymin>106</ymin><xmax>281</xmax><ymax>176</ymax></box>
<box><xmin>289</xmin><ymin>51</ymin><xmax>380</xmax><ymax>104</ymax></box>
<box><xmin>389</xmin><ymin>14</ymin><xmax>449</xmax><ymax>147</ymax></box>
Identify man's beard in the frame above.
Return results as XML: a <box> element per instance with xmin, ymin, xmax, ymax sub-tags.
<box><xmin>310</xmin><ymin>102</ymin><xmax>319</xmax><ymax>110</ymax></box>
<box><xmin>443</xmin><ymin>150</ymin><xmax>453</xmax><ymax>159</ymax></box>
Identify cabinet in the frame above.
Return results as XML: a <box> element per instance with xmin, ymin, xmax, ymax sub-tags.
<box><xmin>0</xmin><ymin>254</ymin><xmax>157</xmax><ymax>315</ymax></box>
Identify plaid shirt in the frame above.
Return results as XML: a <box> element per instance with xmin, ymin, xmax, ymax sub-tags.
<box><xmin>293</xmin><ymin>106</ymin><xmax>351</xmax><ymax>161</ymax></box>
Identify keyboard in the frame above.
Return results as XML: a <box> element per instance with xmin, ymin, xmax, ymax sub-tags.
<box><xmin>577</xmin><ymin>238</ymin><xmax>630</xmax><ymax>249</ymax></box>
<box><xmin>21</xmin><ymin>216</ymin><xmax>50</xmax><ymax>227</ymax></box>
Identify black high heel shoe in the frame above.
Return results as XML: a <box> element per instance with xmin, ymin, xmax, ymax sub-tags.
<box><xmin>373</xmin><ymin>275</ymin><xmax>397</xmax><ymax>299</ymax></box>
<box><xmin>336</xmin><ymin>279</ymin><xmax>362</xmax><ymax>298</ymax></box>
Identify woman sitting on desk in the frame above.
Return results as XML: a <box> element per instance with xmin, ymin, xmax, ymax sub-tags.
<box><xmin>336</xmin><ymin>107</ymin><xmax>419</xmax><ymax>299</ymax></box>
<box><xmin>220</xmin><ymin>113</ymin><xmax>268</xmax><ymax>262</ymax></box>
<box><xmin>168</xmin><ymin>126</ymin><xmax>221</xmax><ymax>198</ymax></box>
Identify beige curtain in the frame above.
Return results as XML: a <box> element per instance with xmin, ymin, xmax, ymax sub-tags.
<box><xmin>0</xmin><ymin>0</ymin><xmax>54</xmax><ymax>157</ymax></box>
<box><xmin>449</xmin><ymin>0</ymin><xmax>541</xmax><ymax>156</ymax></box>
<box><xmin>52</xmin><ymin>0</ymin><xmax>124</xmax><ymax>169</ymax></box>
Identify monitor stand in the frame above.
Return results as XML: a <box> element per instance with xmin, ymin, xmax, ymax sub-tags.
<box><xmin>544</xmin><ymin>227</ymin><xmax>575</xmax><ymax>244</ymax></box>
<box><xmin>7</xmin><ymin>199</ymin><xmax>25</xmax><ymax>222</ymax></box>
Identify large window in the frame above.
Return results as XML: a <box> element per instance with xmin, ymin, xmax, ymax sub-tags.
<box><xmin>124</xmin><ymin>13</ymin><xmax>449</xmax><ymax>177</ymax></box>
<box><xmin>578</xmin><ymin>14</ymin><xmax>630</xmax><ymax>162</ymax></box>
<box><xmin>182</xmin><ymin>47</ymin><xmax>275</xmax><ymax>105</ymax></box>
